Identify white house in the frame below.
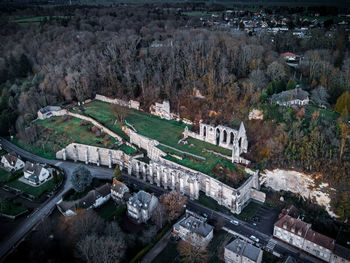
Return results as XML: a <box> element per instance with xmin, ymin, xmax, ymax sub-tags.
<box><xmin>23</xmin><ymin>161</ymin><xmax>50</xmax><ymax>185</ymax></box>
<box><xmin>173</xmin><ymin>215</ymin><xmax>214</xmax><ymax>247</ymax></box>
<box><xmin>37</xmin><ymin>106</ymin><xmax>62</xmax><ymax>120</ymax></box>
<box><xmin>56</xmin><ymin>183</ymin><xmax>111</xmax><ymax>216</ymax></box>
<box><xmin>127</xmin><ymin>190</ymin><xmax>158</xmax><ymax>223</ymax></box>
<box><xmin>1</xmin><ymin>152</ymin><xmax>25</xmax><ymax>172</ymax></box>
<box><xmin>111</xmin><ymin>178</ymin><xmax>129</xmax><ymax>202</ymax></box>
<box><xmin>224</xmin><ymin>238</ymin><xmax>263</xmax><ymax>263</ymax></box>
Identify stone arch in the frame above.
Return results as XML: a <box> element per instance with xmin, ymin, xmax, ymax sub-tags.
<box><xmin>216</xmin><ymin>128</ymin><xmax>221</xmax><ymax>145</ymax></box>
<box><xmin>223</xmin><ymin>129</ymin><xmax>228</xmax><ymax>143</ymax></box>
<box><xmin>229</xmin><ymin>132</ymin><xmax>234</xmax><ymax>145</ymax></box>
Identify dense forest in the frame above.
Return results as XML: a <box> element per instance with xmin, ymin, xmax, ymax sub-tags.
<box><xmin>0</xmin><ymin>3</ymin><xmax>349</xmax><ymax>218</ymax></box>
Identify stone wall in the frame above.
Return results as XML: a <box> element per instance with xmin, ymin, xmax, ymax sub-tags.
<box><xmin>56</xmin><ymin>143</ymin><xmax>131</xmax><ymax>168</ymax></box>
<box><xmin>95</xmin><ymin>94</ymin><xmax>140</xmax><ymax>110</ymax></box>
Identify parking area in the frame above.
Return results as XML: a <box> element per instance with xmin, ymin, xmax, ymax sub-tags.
<box><xmin>249</xmin><ymin>206</ymin><xmax>280</xmax><ymax>235</ymax></box>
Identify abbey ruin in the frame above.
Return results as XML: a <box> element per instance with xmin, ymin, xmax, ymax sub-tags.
<box><xmin>42</xmin><ymin>94</ymin><xmax>265</xmax><ymax>214</ymax></box>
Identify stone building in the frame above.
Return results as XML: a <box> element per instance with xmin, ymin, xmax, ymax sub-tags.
<box><xmin>1</xmin><ymin>152</ymin><xmax>25</xmax><ymax>172</ymax></box>
<box><xmin>184</xmin><ymin>122</ymin><xmax>249</xmax><ymax>164</ymax></box>
<box><xmin>271</xmin><ymin>89</ymin><xmax>309</xmax><ymax>107</ymax></box>
<box><xmin>274</xmin><ymin>214</ymin><xmax>335</xmax><ymax>262</ymax></box>
<box><xmin>224</xmin><ymin>238</ymin><xmax>263</xmax><ymax>263</ymax></box>
<box><xmin>37</xmin><ymin>106</ymin><xmax>63</xmax><ymax>120</ymax></box>
<box><xmin>173</xmin><ymin>215</ymin><xmax>214</xmax><ymax>247</ymax></box>
<box><xmin>127</xmin><ymin>190</ymin><xmax>158</xmax><ymax>223</ymax></box>
<box><xmin>111</xmin><ymin>178</ymin><xmax>129</xmax><ymax>202</ymax></box>
<box><xmin>150</xmin><ymin>100</ymin><xmax>172</xmax><ymax>120</ymax></box>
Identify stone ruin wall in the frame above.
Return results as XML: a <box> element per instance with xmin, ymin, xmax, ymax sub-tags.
<box><xmin>56</xmin><ymin>143</ymin><xmax>132</xmax><ymax>168</ymax></box>
<box><xmin>95</xmin><ymin>94</ymin><xmax>140</xmax><ymax>110</ymax></box>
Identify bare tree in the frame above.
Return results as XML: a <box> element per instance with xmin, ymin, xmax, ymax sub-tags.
<box><xmin>151</xmin><ymin>203</ymin><xmax>167</xmax><ymax>229</ymax></box>
<box><xmin>177</xmin><ymin>239</ymin><xmax>208</xmax><ymax>263</ymax></box>
<box><xmin>267</xmin><ymin>61</ymin><xmax>286</xmax><ymax>82</ymax></box>
<box><xmin>161</xmin><ymin>191</ymin><xmax>187</xmax><ymax>222</ymax></box>
<box><xmin>111</xmin><ymin>104</ymin><xmax>129</xmax><ymax>123</ymax></box>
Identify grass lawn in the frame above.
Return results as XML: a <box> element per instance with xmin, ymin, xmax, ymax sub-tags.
<box><xmin>0</xmin><ymin>199</ymin><xmax>27</xmax><ymax>216</ymax></box>
<box><xmin>118</xmin><ymin>144</ymin><xmax>138</xmax><ymax>155</ymax></box>
<box><xmin>83</xmin><ymin>100</ymin><xmax>249</xmax><ymax>185</ymax></box>
<box><xmin>95</xmin><ymin>200</ymin><xmax>126</xmax><ymax>221</ymax></box>
<box><xmin>81</xmin><ymin>101</ymin><xmax>129</xmax><ymax>140</ymax></box>
<box><xmin>234</xmin><ymin>201</ymin><xmax>262</xmax><ymax>221</ymax></box>
<box><xmin>198</xmin><ymin>192</ymin><xmax>232</xmax><ymax>215</ymax></box>
<box><xmin>0</xmin><ymin>167</ymin><xmax>9</xmax><ymax>183</ymax></box>
<box><xmin>12</xmin><ymin>116</ymin><xmax>117</xmax><ymax>159</ymax></box>
<box><xmin>5</xmin><ymin>173</ymin><xmax>63</xmax><ymax>198</ymax></box>
<box><xmin>152</xmin><ymin>240</ymin><xmax>180</xmax><ymax>263</ymax></box>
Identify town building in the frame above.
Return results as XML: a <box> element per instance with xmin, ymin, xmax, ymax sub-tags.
<box><xmin>1</xmin><ymin>152</ymin><xmax>25</xmax><ymax>172</ymax></box>
<box><xmin>127</xmin><ymin>190</ymin><xmax>158</xmax><ymax>223</ymax></box>
<box><xmin>56</xmin><ymin>183</ymin><xmax>111</xmax><ymax>216</ymax></box>
<box><xmin>37</xmin><ymin>106</ymin><xmax>63</xmax><ymax>120</ymax></box>
<box><xmin>111</xmin><ymin>178</ymin><xmax>130</xmax><ymax>202</ymax></box>
<box><xmin>273</xmin><ymin>214</ymin><xmax>335</xmax><ymax>262</ymax></box>
<box><xmin>271</xmin><ymin>89</ymin><xmax>309</xmax><ymax>107</ymax></box>
<box><xmin>173</xmin><ymin>215</ymin><xmax>214</xmax><ymax>247</ymax></box>
<box><xmin>23</xmin><ymin>161</ymin><xmax>50</xmax><ymax>185</ymax></box>
<box><xmin>224</xmin><ymin>237</ymin><xmax>263</xmax><ymax>263</ymax></box>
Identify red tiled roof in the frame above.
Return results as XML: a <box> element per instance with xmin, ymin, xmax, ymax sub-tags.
<box><xmin>274</xmin><ymin>215</ymin><xmax>310</xmax><ymax>237</ymax></box>
<box><xmin>305</xmin><ymin>229</ymin><xmax>335</xmax><ymax>251</ymax></box>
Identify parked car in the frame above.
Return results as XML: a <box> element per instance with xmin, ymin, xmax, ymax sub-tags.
<box><xmin>230</xmin><ymin>219</ymin><xmax>239</xmax><ymax>226</ymax></box>
<box><xmin>250</xmin><ymin>235</ymin><xmax>259</xmax><ymax>243</ymax></box>
<box><xmin>202</xmin><ymin>213</ymin><xmax>208</xmax><ymax>218</ymax></box>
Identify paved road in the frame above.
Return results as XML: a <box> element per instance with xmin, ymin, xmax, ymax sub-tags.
<box><xmin>0</xmin><ymin>138</ymin><xmax>324</xmax><ymax>263</ymax></box>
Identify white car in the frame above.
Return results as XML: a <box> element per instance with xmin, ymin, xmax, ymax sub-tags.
<box><xmin>230</xmin><ymin>219</ymin><xmax>239</xmax><ymax>226</ymax></box>
<box><xmin>250</xmin><ymin>235</ymin><xmax>259</xmax><ymax>243</ymax></box>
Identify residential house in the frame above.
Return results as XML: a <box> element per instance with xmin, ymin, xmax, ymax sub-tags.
<box><xmin>1</xmin><ymin>152</ymin><xmax>25</xmax><ymax>172</ymax></box>
<box><xmin>274</xmin><ymin>214</ymin><xmax>335</xmax><ymax>262</ymax></box>
<box><xmin>37</xmin><ymin>106</ymin><xmax>62</xmax><ymax>120</ymax></box>
<box><xmin>173</xmin><ymin>215</ymin><xmax>214</xmax><ymax>247</ymax></box>
<box><xmin>23</xmin><ymin>161</ymin><xmax>50</xmax><ymax>185</ymax></box>
<box><xmin>56</xmin><ymin>183</ymin><xmax>111</xmax><ymax>216</ymax></box>
<box><xmin>111</xmin><ymin>178</ymin><xmax>129</xmax><ymax>202</ymax></box>
<box><xmin>224</xmin><ymin>238</ymin><xmax>263</xmax><ymax>263</ymax></box>
<box><xmin>271</xmin><ymin>89</ymin><xmax>309</xmax><ymax>107</ymax></box>
<box><xmin>127</xmin><ymin>190</ymin><xmax>158</xmax><ymax>223</ymax></box>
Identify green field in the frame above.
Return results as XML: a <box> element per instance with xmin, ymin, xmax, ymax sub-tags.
<box><xmin>117</xmin><ymin>144</ymin><xmax>138</xmax><ymax>155</ymax></box>
<box><xmin>234</xmin><ymin>201</ymin><xmax>262</xmax><ymax>221</ymax></box>
<box><xmin>0</xmin><ymin>199</ymin><xmax>27</xmax><ymax>216</ymax></box>
<box><xmin>5</xmin><ymin>173</ymin><xmax>63</xmax><ymax>198</ymax></box>
<box><xmin>82</xmin><ymin>100</ymin><xmax>249</xmax><ymax>185</ymax></box>
<box><xmin>0</xmin><ymin>167</ymin><xmax>9</xmax><ymax>183</ymax></box>
<box><xmin>94</xmin><ymin>200</ymin><xmax>126</xmax><ymax>221</ymax></box>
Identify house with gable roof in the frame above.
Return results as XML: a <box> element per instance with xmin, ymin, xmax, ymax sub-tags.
<box><xmin>224</xmin><ymin>237</ymin><xmax>263</xmax><ymax>263</ymax></box>
<box><xmin>1</xmin><ymin>152</ymin><xmax>25</xmax><ymax>172</ymax></box>
<box><xmin>127</xmin><ymin>190</ymin><xmax>158</xmax><ymax>223</ymax></box>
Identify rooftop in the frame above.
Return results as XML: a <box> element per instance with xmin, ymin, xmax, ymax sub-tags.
<box><xmin>128</xmin><ymin>190</ymin><xmax>155</xmax><ymax>209</ymax></box>
<box><xmin>271</xmin><ymin>89</ymin><xmax>309</xmax><ymax>103</ymax></box>
<box><xmin>3</xmin><ymin>152</ymin><xmax>19</xmax><ymax>166</ymax></box>
<box><xmin>225</xmin><ymin>238</ymin><xmax>261</xmax><ymax>261</ymax></box>
<box><xmin>275</xmin><ymin>214</ymin><xmax>311</xmax><ymax>237</ymax></box>
<box><xmin>39</xmin><ymin>106</ymin><xmax>61</xmax><ymax>113</ymax></box>
<box><xmin>24</xmin><ymin>161</ymin><xmax>43</xmax><ymax>178</ymax></box>
<box><xmin>305</xmin><ymin>229</ymin><xmax>335</xmax><ymax>251</ymax></box>
<box><xmin>179</xmin><ymin>215</ymin><xmax>214</xmax><ymax>237</ymax></box>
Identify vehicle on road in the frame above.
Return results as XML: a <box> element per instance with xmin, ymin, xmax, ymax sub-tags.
<box><xmin>250</xmin><ymin>235</ymin><xmax>259</xmax><ymax>243</ymax></box>
<box><xmin>230</xmin><ymin>219</ymin><xmax>239</xmax><ymax>226</ymax></box>
<box><xmin>252</xmin><ymin>222</ymin><xmax>257</xmax><ymax>226</ymax></box>
<box><xmin>202</xmin><ymin>213</ymin><xmax>208</xmax><ymax>218</ymax></box>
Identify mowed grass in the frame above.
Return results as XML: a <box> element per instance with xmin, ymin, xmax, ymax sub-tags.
<box><xmin>0</xmin><ymin>167</ymin><xmax>9</xmax><ymax>183</ymax></box>
<box><xmin>5</xmin><ymin>173</ymin><xmax>63</xmax><ymax>198</ymax></box>
<box><xmin>0</xmin><ymin>199</ymin><xmax>27</xmax><ymax>216</ymax></box>
<box><xmin>83</xmin><ymin>100</ymin><xmax>249</xmax><ymax>184</ymax></box>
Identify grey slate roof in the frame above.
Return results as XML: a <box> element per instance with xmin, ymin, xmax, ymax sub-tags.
<box><xmin>24</xmin><ymin>161</ymin><xmax>43</xmax><ymax>179</ymax></box>
<box><xmin>128</xmin><ymin>190</ymin><xmax>153</xmax><ymax>209</ymax></box>
<box><xmin>3</xmin><ymin>152</ymin><xmax>18</xmax><ymax>166</ymax></box>
<box><xmin>179</xmin><ymin>216</ymin><xmax>214</xmax><ymax>237</ymax></box>
<box><xmin>271</xmin><ymin>89</ymin><xmax>309</xmax><ymax>103</ymax></box>
<box><xmin>39</xmin><ymin>106</ymin><xmax>61</xmax><ymax>113</ymax></box>
<box><xmin>225</xmin><ymin>238</ymin><xmax>261</xmax><ymax>262</ymax></box>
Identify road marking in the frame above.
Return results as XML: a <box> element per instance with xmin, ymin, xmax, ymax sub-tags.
<box><xmin>266</xmin><ymin>238</ymin><xmax>277</xmax><ymax>250</ymax></box>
